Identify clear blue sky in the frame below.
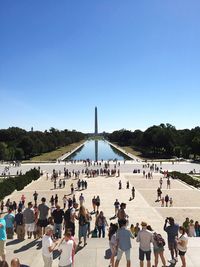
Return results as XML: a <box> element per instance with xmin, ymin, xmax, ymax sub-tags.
<box><xmin>0</xmin><ymin>0</ymin><xmax>200</xmax><ymax>133</ymax></box>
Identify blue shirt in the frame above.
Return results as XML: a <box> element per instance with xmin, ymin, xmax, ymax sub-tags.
<box><xmin>116</xmin><ymin>227</ymin><xmax>134</xmax><ymax>251</ymax></box>
<box><xmin>4</xmin><ymin>213</ymin><xmax>15</xmax><ymax>228</ymax></box>
<box><xmin>0</xmin><ymin>218</ymin><xmax>6</xmax><ymax>240</ymax></box>
<box><xmin>164</xmin><ymin>223</ymin><xmax>179</xmax><ymax>242</ymax></box>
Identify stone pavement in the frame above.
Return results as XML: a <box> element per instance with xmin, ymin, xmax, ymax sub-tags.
<box><xmin>4</xmin><ymin>169</ymin><xmax>200</xmax><ymax>267</ymax></box>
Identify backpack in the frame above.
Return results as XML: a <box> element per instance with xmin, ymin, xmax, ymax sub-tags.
<box><xmin>153</xmin><ymin>232</ymin><xmax>165</xmax><ymax>247</ymax></box>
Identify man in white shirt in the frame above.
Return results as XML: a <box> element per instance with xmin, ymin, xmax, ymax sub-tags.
<box><xmin>58</xmin><ymin>231</ymin><xmax>74</xmax><ymax>267</ymax></box>
<box><xmin>136</xmin><ymin>221</ymin><xmax>153</xmax><ymax>267</ymax></box>
<box><xmin>42</xmin><ymin>225</ymin><xmax>58</xmax><ymax>267</ymax></box>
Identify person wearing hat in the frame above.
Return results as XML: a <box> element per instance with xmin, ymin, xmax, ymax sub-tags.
<box><xmin>136</xmin><ymin>221</ymin><xmax>153</xmax><ymax>267</ymax></box>
<box><xmin>23</xmin><ymin>202</ymin><xmax>35</xmax><ymax>239</ymax></box>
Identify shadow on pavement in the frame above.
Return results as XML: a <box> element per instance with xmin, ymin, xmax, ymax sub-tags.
<box><xmin>75</xmin><ymin>244</ymin><xmax>84</xmax><ymax>254</ymax></box>
<box><xmin>6</xmin><ymin>239</ymin><xmax>24</xmax><ymax>246</ymax></box>
<box><xmin>14</xmin><ymin>240</ymin><xmax>40</xmax><ymax>253</ymax></box>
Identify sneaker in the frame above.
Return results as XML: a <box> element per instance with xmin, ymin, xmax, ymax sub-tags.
<box><xmin>168</xmin><ymin>259</ymin><xmax>176</xmax><ymax>264</ymax></box>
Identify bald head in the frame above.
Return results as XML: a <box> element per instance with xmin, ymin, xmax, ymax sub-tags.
<box><xmin>11</xmin><ymin>258</ymin><xmax>20</xmax><ymax>267</ymax></box>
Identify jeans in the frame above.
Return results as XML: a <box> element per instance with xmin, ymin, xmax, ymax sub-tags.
<box><xmin>54</xmin><ymin>223</ymin><xmax>62</xmax><ymax>238</ymax></box>
<box><xmin>98</xmin><ymin>225</ymin><xmax>105</xmax><ymax>238</ymax></box>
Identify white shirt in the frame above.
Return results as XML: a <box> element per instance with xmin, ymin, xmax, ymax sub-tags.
<box><xmin>59</xmin><ymin>239</ymin><xmax>73</xmax><ymax>266</ymax></box>
<box><xmin>136</xmin><ymin>229</ymin><xmax>153</xmax><ymax>251</ymax></box>
<box><xmin>42</xmin><ymin>235</ymin><xmax>53</xmax><ymax>258</ymax></box>
<box><xmin>177</xmin><ymin>234</ymin><xmax>188</xmax><ymax>252</ymax></box>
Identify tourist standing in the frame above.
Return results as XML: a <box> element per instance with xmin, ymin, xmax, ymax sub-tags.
<box><xmin>4</xmin><ymin>209</ymin><xmax>15</xmax><ymax>239</ymax></box>
<box><xmin>136</xmin><ymin>222</ymin><xmax>153</xmax><ymax>267</ymax></box>
<box><xmin>114</xmin><ymin>199</ymin><xmax>120</xmax><ymax>217</ymax></box>
<box><xmin>114</xmin><ymin>219</ymin><xmax>134</xmax><ymax>267</ymax></box>
<box><xmin>23</xmin><ymin>202</ymin><xmax>35</xmax><ymax>239</ymax></box>
<box><xmin>92</xmin><ymin>196</ymin><xmax>96</xmax><ymax>213</ymax></box>
<box><xmin>164</xmin><ymin>217</ymin><xmax>179</xmax><ymax>264</ymax></box>
<box><xmin>52</xmin><ymin>205</ymin><xmax>64</xmax><ymax>239</ymax></box>
<box><xmin>33</xmin><ymin>191</ymin><xmax>38</xmax><ymax>206</ymax></box>
<box><xmin>77</xmin><ymin>206</ymin><xmax>89</xmax><ymax>246</ymax></box>
<box><xmin>117</xmin><ymin>203</ymin><xmax>128</xmax><ymax>227</ymax></box>
<box><xmin>79</xmin><ymin>193</ymin><xmax>85</xmax><ymax>206</ymax></box>
<box><xmin>38</xmin><ymin>198</ymin><xmax>49</xmax><ymax>237</ymax></box>
<box><xmin>152</xmin><ymin>231</ymin><xmax>166</xmax><ymax>267</ymax></box>
<box><xmin>64</xmin><ymin>200</ymin><xmax>76</xmax><ymax>236</ymax></box>
<box><xmin>188</xmin><ymin>219</ymin><xmax>195</xmax><ymax>237</ymax></box>
<box><xmin>95</xmin><ymin>196</ymin><xmax>100</xmax><ymax>212</ymax></box>
<box><xmin>14</xmin><ymin>208</ymin><xmax>25</xmax><ymax>240</ymax></box>
<box><xmin>177</xmin><ymin>226</ymin><xmax>188</xmax><ymax>267</ymax></box>
<box><xmin>42</xmin><ymin>225</ymin><xmax>58</xmax><ymax>267</ymax></box>
<box><xmin>157</xmin><ymin>187</ymin><xmax>162</xmax><ymax>201</ymax></box>
<box><xmin>108</xmin><ymin>223</ymin><xmax>118</xmax><ymax>267</ymax></box>
<box><xmin>0</xmin><ymin>213</ymin><xmax>6</xmax><ymax>261</ymax></box>
<box><xmin>182</xmin><ymin>217</ymin><xmax>190</xmax><ymax>235</ymax></box>
<box><xmin>96</xmin><ymin>211</ymin><xmax>108</xmax><ymax>238</ymax></box>
<box><xmin>131</xmin><ymin>186</ymin><xmax>135</xmax><ymax>200</ymax></box>
<box><xmin>58</xmin><ymin>231</ymin><xmax>74</xmax><ymax>267</ymax></box>
<box><xmin>167</xmin><ymin>177</ymin><xmax>171</xmax><ymax>189</ymax></box>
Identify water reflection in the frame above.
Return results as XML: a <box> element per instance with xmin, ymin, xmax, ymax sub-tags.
<box><xmin>95</xmin><ymin>140</ymin><xmax>98</xmax><ymax>161</ymax></box>
<box><xmin>65</xmin><ymin>140</ymin><xmax>131</xmax><ymax>161</ymax></box>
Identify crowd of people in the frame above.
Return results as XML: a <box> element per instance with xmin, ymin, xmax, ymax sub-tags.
<box><xmin>0</xmin><ymin>162</ymin><xmax>198</xmax><ymax>267</ymax></box>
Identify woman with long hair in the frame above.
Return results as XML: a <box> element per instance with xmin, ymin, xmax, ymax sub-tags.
<box><xmin>77</xmin><ymin>206</ymin><xmax>89</xmax><ymax>246</ymax></box>
<box><xmin>108</xmin><ymin>223</ymin><xmax>118</xmax><ymax>267</ymax></box>
<box><xmin>177</xmin><ymin>226</ymin><xmax>188</xmax><ymax>267</ymax></box>
<box><xmin>96</xmin><ymin>211</ymin><xmax>108</xmax><ymax>238</ymax></box>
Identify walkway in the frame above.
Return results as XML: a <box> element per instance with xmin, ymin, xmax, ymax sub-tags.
<box><xmin>4</xmin><ymin>169</ymin><xmax>200</xmax><ymax>266</ymax></box>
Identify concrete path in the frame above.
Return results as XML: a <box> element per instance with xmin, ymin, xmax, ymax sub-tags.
<box><xmin>4</xmin><ymin>169</ymin><xmax>200</xmax><ymax>267</ymax></box>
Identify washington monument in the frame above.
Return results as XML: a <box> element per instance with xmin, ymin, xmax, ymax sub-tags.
<box><xmin>95</xmin><ymin>106</ymin><xmax>98</xmax><ymax>135</ymax></box>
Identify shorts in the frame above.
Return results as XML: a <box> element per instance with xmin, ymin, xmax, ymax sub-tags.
<box><xmin>179</xmin><ymin>250</ymin><xmax>186</xmax><ymax>256</ymax></box>
<box><xmin>117</xmin><ymin>248</ymin><xmax>130</xmax><ymax>261</ymax></box>
<box><xmin>154</xmin><ymin>246</ymin><xmax>164</xmax><ymax>253</ymax></box>
<box><xmin>38</xmin><ymin>219</ymin><xmax>48</xmax><ymax>228</ymax></box>
<box><xmin>25</xmin><ymin>223</ymin><xmax>35</xmax><ymax>232</ymax></box>
<box><xmin>0</xmin><ymin>240</ymin><xmax>6</xmax><ymax>256</ymax></box>
<box><xmin>139</xmin><ymin>248</ymin><xmax>151</xmax><ymax>261</ymax></box>
<box><xmin>168</xmin><ymin>241</ymin><xmax>177</xmax><ymax>250</ymax></box>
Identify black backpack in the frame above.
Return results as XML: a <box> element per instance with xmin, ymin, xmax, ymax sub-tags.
<box><xmin>154</xmin><ymin>232</ymin><xmax>165</xmax><ymax>247</ymax></box>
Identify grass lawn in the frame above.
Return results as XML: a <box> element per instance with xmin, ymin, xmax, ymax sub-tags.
<box><xmin>26</xmin><ymin>140</ymin><xmax>85</xmax><ymax>162</ymax></box>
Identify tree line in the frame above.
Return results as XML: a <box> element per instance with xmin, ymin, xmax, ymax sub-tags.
<box><xmin>108</xmin><ymin>123</ymin><xmax>200</xmax><ymax>159</ymax></box>
<box><xmin>0</xmin><ymin>127</ymin><xmax>85</xmax><ymax>160</ymax></box>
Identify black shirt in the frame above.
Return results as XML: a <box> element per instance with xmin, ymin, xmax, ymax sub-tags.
<box><xmin>52</xmin><ymin>209</ymin><xmax>64</xmax><ymax>224</ymax></box>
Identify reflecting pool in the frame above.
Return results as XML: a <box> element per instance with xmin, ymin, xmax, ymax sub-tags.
<box><xmin>65</xmin><ymin>140</ymin><xmax>131</xmax><ymax>161</ymax></box>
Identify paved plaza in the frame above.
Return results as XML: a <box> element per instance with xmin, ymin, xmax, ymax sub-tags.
<box><xmin>1</xmin><ymin>160</ymin><xmax>200</xmax><ymax>266</ymax></box>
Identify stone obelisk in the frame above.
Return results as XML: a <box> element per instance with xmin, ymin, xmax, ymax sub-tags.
<box><xmin>95</xmin><ymin>106</ymin><xmax>98</xmax><ymax>135</ymax></box>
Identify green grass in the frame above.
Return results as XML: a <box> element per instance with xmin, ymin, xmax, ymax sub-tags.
<box><xmin>25</xmin><ymin>140</ymin><xmax>85</xmax><ymax>162</ymax></box>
